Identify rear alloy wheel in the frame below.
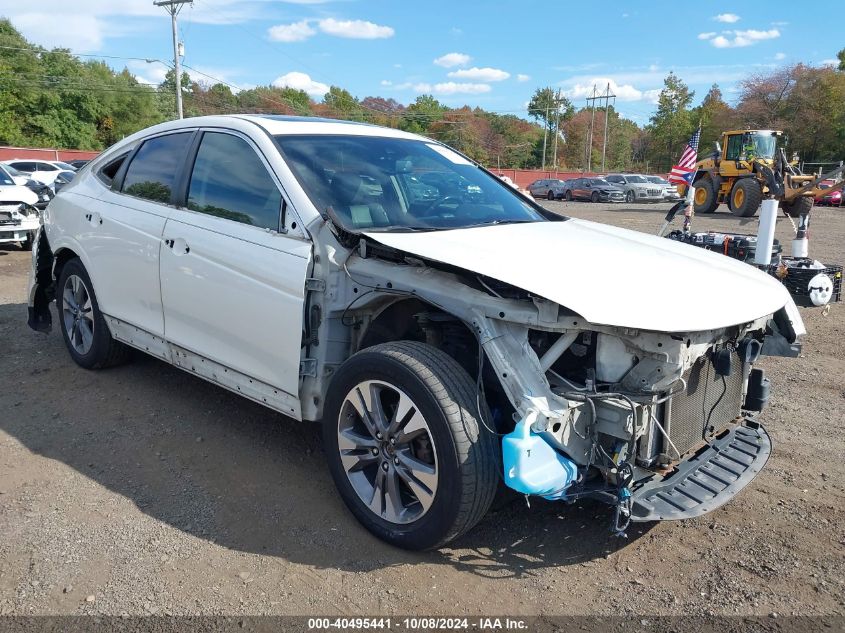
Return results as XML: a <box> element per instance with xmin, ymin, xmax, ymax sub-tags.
<box><xmin>693</xmin><ymin>177</ymin><xmax>720</xmax><ymax>214</ymax></box>
<box><xmin>565</xmin><ymin>190</ymin><xmax>573</xmax><ymax>201</ymax></box>
<box><xmin>57</xmin><ymin>258</ymin><xmax>130</xmax><ymax>369</ymax></box>
<box><xmin>322</xmin><ymin>341</ymin><xmax>498</xmax><ymax>550</ymax></box>
<box><xmin>547</xmin><ymin>190</ymin><xmax>555</xmax><ymax>201</ymax></box>
<box><xmin>625</xmin><ymin>190</ymin><xmax>635</xmax><ymax>203</ymax></box>
<box><xmin>591</xmin><ymin>191</ymin><xmax>600</xmax><ymax>203</ymax></box>
<box><xmin>729</xmin><ymin>178</ymin><xmax>763</xmax><ymax>217</ymax></box>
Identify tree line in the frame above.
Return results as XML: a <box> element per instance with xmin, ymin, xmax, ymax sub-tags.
<box><xmin>2</xmin><ymin>20</ymin><xmax>844</xmax><ymax>173</ymax></box>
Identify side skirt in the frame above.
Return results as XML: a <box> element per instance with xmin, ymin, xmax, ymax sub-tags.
<box><xmin>104</xmin><ymin>315</ymin><xmax>302</xmax><ymax>420</ymax></box>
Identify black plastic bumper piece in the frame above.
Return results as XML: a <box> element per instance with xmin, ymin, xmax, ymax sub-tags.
<box><xmin>629</xmin><ymin>422</ymin><xmax>771</xmax><ymax>522</ymax></box>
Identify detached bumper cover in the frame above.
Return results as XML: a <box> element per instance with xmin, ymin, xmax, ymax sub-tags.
<box><xmin>629</xmin><ymin>422</ymin><xmax>771</xmax><ymax>522</ymax></box>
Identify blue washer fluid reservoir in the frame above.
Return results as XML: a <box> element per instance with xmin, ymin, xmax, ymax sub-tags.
<box><xmin>502</xmin><ymin>416</ymin><xmax>579</xmax><ymax>500</ymax></box>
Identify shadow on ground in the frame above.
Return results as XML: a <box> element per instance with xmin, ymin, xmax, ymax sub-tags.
<box><xmin>0</xmin><ymin>302</ymin><xmax>652</xmax><ymax>579</ymax></box>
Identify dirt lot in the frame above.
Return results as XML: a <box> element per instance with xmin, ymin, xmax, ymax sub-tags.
<box><xmin>1</xmin><ymin>202</ymin><xmax>843</xmax><ymax>619</ymax></box>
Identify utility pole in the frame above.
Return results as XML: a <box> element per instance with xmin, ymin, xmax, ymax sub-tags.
<box><xmin>541</xmin><ymin>100</ymin><xmax>550</xmax><ymax>171</ymax></box>
<box><xmin>154</xmin><ymin>0</ymin><xmax>192</xmax><ymax>119</ymax></box>
<box><xmin>552</xmin><ymin>88</ymin><xmax>562</xmax><ymax>171</ymax></box>
<box><xmin>585</xmin><ymin>84</ymin><xmax>616</xmax><ymax>172</ymax></box>
<box><xmin>599</xmin><ymin>83</ymin><xmax>616</xmax><ymax>172</ymax></box>
<box><xmin>586</xmin><ymin>84</ymin><xmax>597</xmax><ymax>172</ymax></box>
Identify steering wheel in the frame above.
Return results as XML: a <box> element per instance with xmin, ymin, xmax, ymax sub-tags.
<box><xmin>422</xmin><ymin>195</ymin><xmax>463</xmax><ymax>214</ymax></box>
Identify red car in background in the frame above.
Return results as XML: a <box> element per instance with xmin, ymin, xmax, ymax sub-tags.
<box><xmin>814</xmin><ymin>179</ymin><xmax>843</xmax><ymax>206</ymax></box>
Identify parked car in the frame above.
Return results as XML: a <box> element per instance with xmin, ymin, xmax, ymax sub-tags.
<box><xmin>605</xmin><ymin>174</ymin><xmax>664</xmax><ymax>203</ymax></box>
<box><xmin>814</xmin><ymin>180</ymin><xmax>842</xmax><ymax>207</ymax></box>
<box><xmin>527</xmin><ymin>178</ymin><xmax>566</xmax><ymax>200</ymax></box>
<box><xmin>0</xmin><ymin>169</ymin><xmax>40</xmax><ymax>249</ymax></box>
<box><xmin>564</xmin><ymin>177</ymin><xmax>625</xmax><ymax>202</ymax></box>
<box><xmin>645</xmin><ymin>175</ymin><xmax>681</xmax><ymax>201</ymax></box>
<box><xmin>27</xmin><ymin>115</ymin><xmax>804</xmax><ymax>550</ymax></box>
<box><xmin>3</xmin><ymin>159</ymin><xmax>66</xmax><ymax>186</ymax></box>
<box><xmin>53</xmin><ymin>170</ymin><xmax>76</xmax><ymax>193</ymax></box>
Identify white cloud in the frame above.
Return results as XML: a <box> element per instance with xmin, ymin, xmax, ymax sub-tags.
<box><xmin>819</xmin><ymin>59</ymin><xmax>839</xmax><ymax>67</ymax></box>
<box><xmin>268</xmin><ymin>20</ymin><xmax>316</xmax><ymax>42</ymax></box>
<box><xmin>317</xmin><ymin>18</ymin><xmax>394</xmax><ymax>39</ymax></box>
<box><xmin>698</xmin><ymin>32</ymin><xmax>717</xmax><ymax>40</ymax></box>
<box><xmin>380</xmin><ymin>79</ymin><xmax>392</xmax><ymax>86</ymax></box>
<box><xmin>562</xmin><ymin>77</ymin><xmax>660</xmax><ymax>103</ymax></box>
<box><xmin>714</xmin><ymin>13</ymin><xmax>740</xmax><ymax>23</ymax></box>
<box><xmin>447</xmin><ymin>67</ymin><xmax>510</xmax><ymax>82</ymax></box>
<box><xmin>430</xmin><ymin>82</ymin><xmax>491</xmax><ymax>95</ymax></box>
<box><xmin>709</xmin><ymin>28</ymin><xmax>780</xmax><ymax>48</ymax></box>
<box><xmin>272</xmin><ymin>71</ymin><xmax>329</xmax><ymax>96</ymax></box>
<box><xmin>393</xmin><ymin>81</ymin><xmax>491</xmax><ymax>95</ymax></box>
<box><xmin>517</xmin><ymin>74</ymin><xmax>531</xmax><ymax>82</ymax></box>
<box><xmin>11</xmin><ymin>14</ymin><xmax>105</xmax><ymax>52</ymax></box>
<box><xmin>774</xmin><ymin>52</ymin><xmax>786</xmax><ymax>60</ymax></box>
<box><xmin>433</xmin><ymin>52</ymin><xmax>471</xmax><ymax>68</ymax></box>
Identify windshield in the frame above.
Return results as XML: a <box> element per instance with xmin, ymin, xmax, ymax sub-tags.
<box><xmin>275</xmin><ymin>135</ymin><xmax>546</xmax><ymax>232</ymax></box>
<box><xmin>54</xmin><ymin>161</ymin><xmax>76</xmax><ymax>171</ymax></box>
<box><xmin>590</xmin><ymin>178</ymin><xmax>613</xmax><ymax>187</ymax></box>
<box><xmin>742</xmin><ymin>133</ymin><xmax>777</xmax><ymax>160</ymax></box>
<box><xmin>2</xmin><ymin>165</ymin><xmax>22</xmax><ymax>177</ymax></box>
<box><xmin>647</xmin><ymin>176</ymin><xmax>667</xmax><ymax>184</ymax></box>
<box><xmin>626</xmin><ymin>175</ymin><xmax>647</xmax><ymax>183</ymax></box>
<box><xmin>0</xmin><ymin>171</ymin><xmax>14</xmax><ymax>186</ymax></box>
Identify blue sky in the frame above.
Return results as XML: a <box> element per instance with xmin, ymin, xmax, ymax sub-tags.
<box><xmin>1</xmin><ymin>0</ymin><xmax>842</xmax><ymax>124</ymax></box>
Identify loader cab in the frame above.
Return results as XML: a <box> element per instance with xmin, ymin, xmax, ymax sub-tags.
<box><xmin>723</xmin><ymin>131</ymin><xmax>779</xmax><ymax>162</ymax></box>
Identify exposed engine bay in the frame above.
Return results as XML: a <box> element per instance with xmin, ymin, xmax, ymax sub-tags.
<box><xmin>300</xmin><ymin>223</ymin><xmax>803</xmax><ymax>534</ymax></box>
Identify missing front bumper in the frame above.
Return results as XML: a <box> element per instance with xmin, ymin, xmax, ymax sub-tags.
<box><xmin>629</xmin><ymin>421</ymin><xmax>771</xmax><ymax>522</ymax></box>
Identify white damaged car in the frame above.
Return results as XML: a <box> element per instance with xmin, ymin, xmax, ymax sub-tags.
<box><xmin>0</xmin><ymin>170</ymin><xmax>40</xmax><ymax>249</ymax></box>
<box><xmin>27</xmin><ymin>116</ymin><xmax>804</xmax><ymax>549</ymax></box>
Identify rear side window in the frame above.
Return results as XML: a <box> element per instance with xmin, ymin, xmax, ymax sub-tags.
<box><xmin>11</xmin><ymin>162</ymin><xmax>34</xmax><ymax>172</ymax></box>
<box><xmin>37</xmin><ymin>163</ymin><xmax>59</xmax><ymax>171</ymax></box>
<box><xmin>97</xmin><ymin>153</ymin><xmax>129</xmax><ymax>187</ymax></box>
<box><xmin>186</xmin><ymin>132</ymin><xmax>282</xmax><ymax>230</ymax></box>
<box><xmin>122</xmin><ymin>133</ymin><xmax>193</xmax><ymax>204</ymax></box>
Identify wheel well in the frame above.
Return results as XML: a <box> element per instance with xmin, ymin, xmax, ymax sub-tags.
<box><xmin>53</xmin><ymin>247</ymin><xmax>79</xmax><ymax>283</ymax></box>
<box><xmin>356</xmin><ymin>298</ymin><xmax>515</xmax><ymax>431</ymax></box>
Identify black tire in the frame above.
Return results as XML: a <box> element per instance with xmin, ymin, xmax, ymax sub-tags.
<box><xmin>56</xmin><ymin>258</ymin><xmax>130</xmax><ymax>369</ymax></box>
<box><xmin>546</xmin><ymin>190</ymin><xmax>554</xmax><ymax>201</ymax></box>
<box><xmin>781</xmin><ymin>195</ymin><xmax>813</xmax><ymax>219</ymax></box>
<box><xmin>729</xmin><ymin>178</ymin><xmax>763</xmax><ymax>217</ymax></box>
<box><xmin>565</xmin><ymin>190</ymin><xmax>573</xmax><ymax>201</ymax></box>
<box><xmin>693</xmin><ymin>177</ymin><xmax>720</xmax><ymax>214</ymax></box>
<box><xmin>590</xmin><ymin>191</ymin><xmax>600</xmax><ymax>203</ymax></box>
<box><xmin>20</xmin><ymin>231</ymin><xmax>35</xmax><ymax>251</ymax></box>
<box><xmin>625</xmin><ymin>190</ymin><xmax>635</xmax><ymax>203</ymax></box>
<box><xmin>322</xmin><ymin>341</ymin><xmax>499</xmax><ymax>550</ymax></box>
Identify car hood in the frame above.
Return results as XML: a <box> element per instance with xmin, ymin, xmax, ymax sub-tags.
<box><xmin>0</xmin><ymin>185</ymin><xmax>38</xmax><ymax>206</ymax></box>
<box><xmin>364</xmin><ymin>219</ymin><xmax>795</xmax><ymax>332</ymax></box>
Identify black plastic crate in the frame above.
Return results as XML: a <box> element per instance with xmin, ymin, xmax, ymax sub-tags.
<box><xmin>771</xmin><ymin>258</ymin><xmax>843</xmax><ymax>307</ymax></box>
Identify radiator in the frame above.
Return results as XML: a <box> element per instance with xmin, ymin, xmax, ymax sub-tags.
<box><xmin>666</xmin><ymin>351</ymin><xmax>744</xmax><ymax>457</ymax></box>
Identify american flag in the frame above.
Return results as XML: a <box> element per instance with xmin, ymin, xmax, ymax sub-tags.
<box><xmin>668</xmin><ymin>127</ymin><xmax>701</xmax><ymax>186</ymax></box>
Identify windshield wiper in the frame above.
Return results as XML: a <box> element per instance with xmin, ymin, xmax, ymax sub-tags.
<box><xmin>465</xmin><ymin>219</ymin><xmax>538</xmax><ymax>228</ymax></box>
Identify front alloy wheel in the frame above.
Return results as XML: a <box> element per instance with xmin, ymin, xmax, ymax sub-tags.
<box><xmin>338</xmin><ymin>380</ymin><xmax>438</xmax><ymax>524</ymax></box>
<box><xmin>323</xmin><ymin>341</ymin><xmax>498</xmax><ymax>550</ymax></box>
<box><xmin>62</xmin><ymin>274</ymin><xmax>95</xmax><ymax>356</ymax></box>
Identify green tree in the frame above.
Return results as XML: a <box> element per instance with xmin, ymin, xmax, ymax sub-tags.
<box><xmin>647</xmin><ymin>72</ymin><xmax>695</xmax><ymax>171</ymax></box>
<box><xmin>838</xmin><ymin>47</ymin><xmax>845</xmax><ymax>72</ymax></box>
<box><xmin>323</xmin><ymin>86</ymin><xmax>362</xmax><ymax>120</ymax></box>
<box><xmin>528</xmin><ymin>87</ymin><xmax>574</xmax><ymax>167</ymax></box>
<box><xmin>401</xmin><ymin>94</ymin><xmax>445</xmax><ymax>134</ymax></box>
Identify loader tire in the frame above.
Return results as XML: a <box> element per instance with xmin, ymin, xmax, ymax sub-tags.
<box><xmin>781</xmin><ymin>196</ymin><xmax>813</xmax><ymax>218</ymax></box>
<box><xmin>693</xmin><ymin>178</ymin><xmax>719</xmax><ymax>214</ymax></box>
<box><xmin>729</xmin><ymin>178</ymin><xmax>763</xmax><ymax>217</ymax></box>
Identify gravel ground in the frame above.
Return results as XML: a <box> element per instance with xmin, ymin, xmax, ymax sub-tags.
<box><xmin>0</xmin><ymin>202</ymin><xmax>843</xmax><ymax>619</ymax></box>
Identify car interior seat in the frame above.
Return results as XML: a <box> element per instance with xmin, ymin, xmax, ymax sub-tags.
<box><xmin>330</xmin><ymin>172</ymin><xmax>390</xmax><ymax>229</ymax></box>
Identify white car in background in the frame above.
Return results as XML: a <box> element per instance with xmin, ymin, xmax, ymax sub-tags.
<box><xmin>645</xmin><ymin>175</ymin><xmax>682</xmax><ymax>201</ymax></box>
<box><xmin>27</xmin><ymin>115</ymin><xmax>805</xmax><ymax>550</ymax></box>
<box><xmin>0</xmin><ymin>168</ymin><xmax>40</xmax><ymax>248</ymax></box>
<box><xmin>3</xmin><ymin>159</ymin><xmax>73</xmax><ymax>186</ymax></box>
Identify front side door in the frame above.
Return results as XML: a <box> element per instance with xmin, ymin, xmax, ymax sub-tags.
<box><xmin>84</xmin><ymin>131</ymin><xmax>195</xmax><ymax>337</ymax></box>
<box><xmin>159</xmin><ymin>129</ymin><xmax>311</xmax><ymax>408</ymax></box>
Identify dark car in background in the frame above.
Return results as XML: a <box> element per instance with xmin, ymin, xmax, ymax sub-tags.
<box><xmin>527</xmin><ymin>178</ymin><xmax>566</xmax><ymax>200</ymax></box>
<box><xmin>68</xmin><ymin>159</ymin><xmax>91</xmax><ymax>169</ymax></box>
<box><xmin>564</xmin><ymin>178</ymin><xmax>625</xmax><ymax>203</ymax></box>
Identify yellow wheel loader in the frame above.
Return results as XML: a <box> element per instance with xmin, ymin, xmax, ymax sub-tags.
<box><xmin>680</xmin><ymin>129</ymin><xmax>845</xmax><ymax>218</ymax></box>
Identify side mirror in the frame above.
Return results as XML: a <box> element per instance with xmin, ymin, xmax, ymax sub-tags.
<box><xmin>715</xmin><ymin>141</ymin><xmax>721</xmax><ymax>154</ymax></box>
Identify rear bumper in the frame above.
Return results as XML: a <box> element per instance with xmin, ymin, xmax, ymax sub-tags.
<box><xmin>628</xmin><ymin>421</ymin><xmax>771</xmax><ymax>522</ymax></box>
